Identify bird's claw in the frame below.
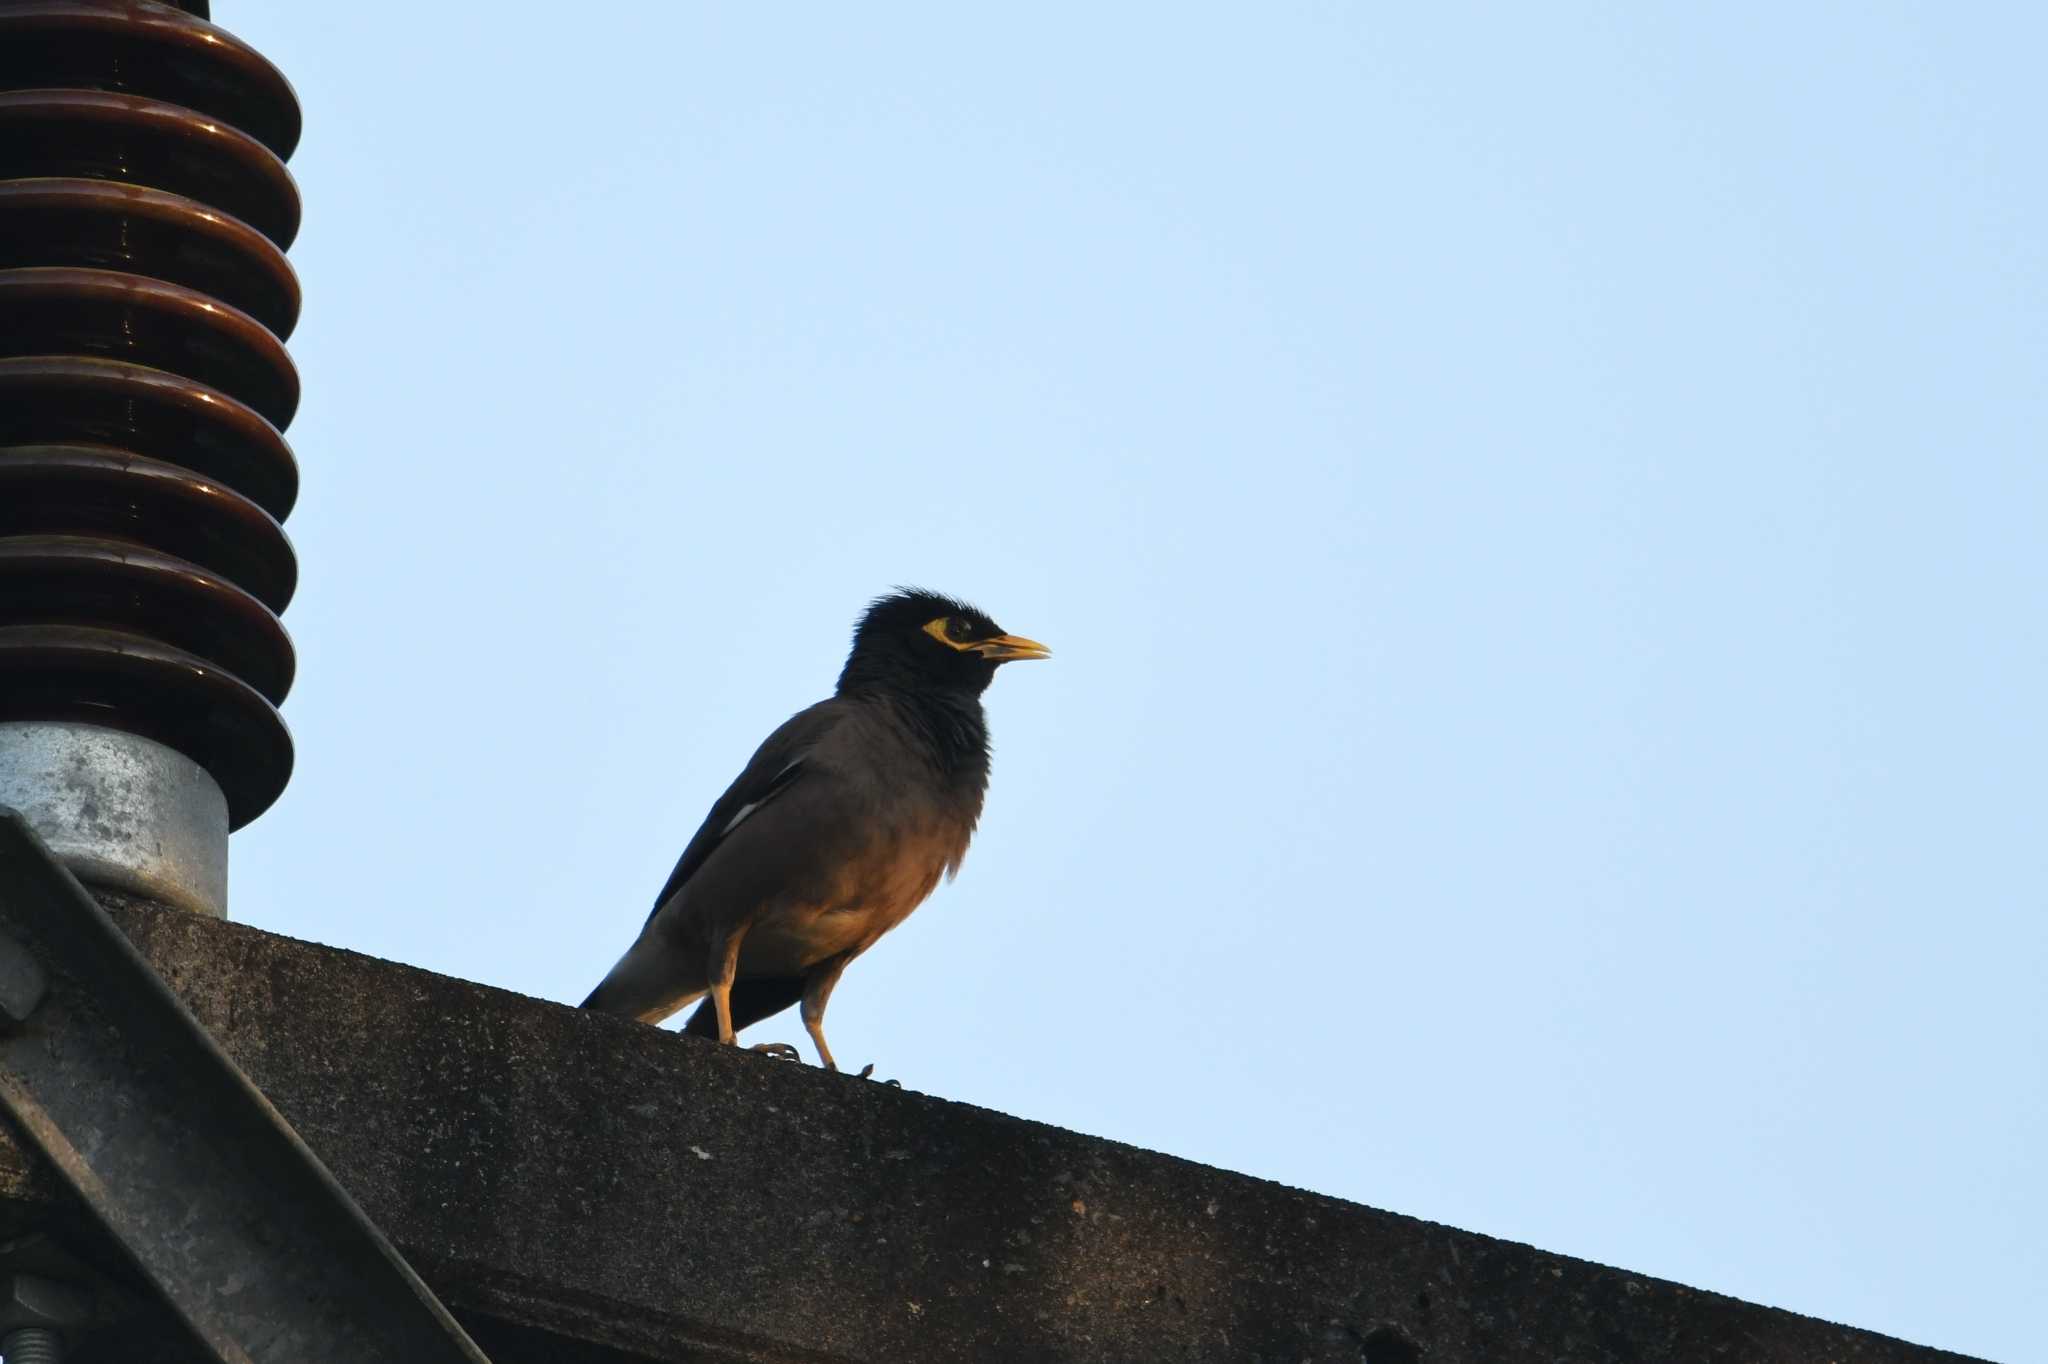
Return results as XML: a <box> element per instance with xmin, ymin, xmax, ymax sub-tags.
<box><xmin>750</xmin><ymin>1042</ymin><xmax>802</xmax><ymax>1061</ymax></box>
<box><xmin>855</xmin><ymin>1063</ymin><xmax>901</xmax><ymax>1087</ymax></box>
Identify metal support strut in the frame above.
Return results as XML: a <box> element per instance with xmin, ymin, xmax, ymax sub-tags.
<box><xmin>0</xmin><ymin>809</ymin><xmax>491</xmax><ymax>1363</ymax></box>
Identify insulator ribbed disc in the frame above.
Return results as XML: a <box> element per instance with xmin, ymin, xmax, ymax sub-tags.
<box><xmin>0</xmin><ymin>356</ymin><xmax>297</xmax><ymax>520</ymax></box>
<box><xmin>0</xmin><ymin>535</ymin><xmax>294</xmax><ymax>703</ymax></box>
<box><xmin>0</xmin><ymin>444</ymin><xmax>296</xmax><ymax>612</ymax></box>
<box><xmin>0</xmin><ymin>179</ymin><xmax>300</xmax><ymax>337</ymax></box>
<box><xmin>0</xmin><ymin>0</ymin><xmax>301</xmax><ymax>158</ymax></box>
<box><xmin>0</xmin><ymin>624</ymin><xmax>292</xmax><ymax>828</ymax></box>
<box><xmin>0</xmin><ymin>266</ymin><xmax>299</xmax><ymax>426</ymax></box>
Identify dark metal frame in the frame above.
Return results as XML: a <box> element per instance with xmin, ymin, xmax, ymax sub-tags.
<box><xmin>0</xmin><ymin>809</ymin><xmax>490</xmax><ymax>1363</ymax></box>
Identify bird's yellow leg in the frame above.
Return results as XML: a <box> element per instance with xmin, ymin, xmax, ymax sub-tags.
<box><xmin>706</xmin><ymin>930</ymin><xmax>747</xmax><ymax>1045</ymax></box>
<box><xmin>801</xmin><ymin>956</ymin><xmax>851</xmax><ymax>1072</ymax></box>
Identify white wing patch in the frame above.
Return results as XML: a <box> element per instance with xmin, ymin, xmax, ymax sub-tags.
<box><xmin>718</xmin><ymin>758</ymin><xmax>806</xmax><ymax>840</ymax></box>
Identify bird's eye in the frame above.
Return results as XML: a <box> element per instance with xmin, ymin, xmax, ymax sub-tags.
<box><xmin>946</xmin><ymin>617</ymin><xmax>973</xmax><ymax>641</ymax></box>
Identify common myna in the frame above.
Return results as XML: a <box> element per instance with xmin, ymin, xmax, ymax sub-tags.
<box><xmin>579</xmin><ymin>589</ymin><xmax>1049</xmax><ymax>1069</ymax></box>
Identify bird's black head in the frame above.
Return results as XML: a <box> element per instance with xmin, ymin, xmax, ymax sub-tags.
<box><xmin>835</xmin><ymin>589</ymin><xmax>1051</xmax><ymax>698</ymax></box>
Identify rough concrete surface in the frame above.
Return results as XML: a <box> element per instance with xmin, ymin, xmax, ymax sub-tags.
<box><xmin>0</xmin><ymin>900</ymin><xmax>1991</xmax><ymax>1363</ymax></box>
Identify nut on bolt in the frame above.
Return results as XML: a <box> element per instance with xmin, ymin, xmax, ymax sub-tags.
<box><xmin>0</xmin><ymin>1273</ymin><xmax>89</xmax><ymax>1329</ymax></box>
<box><xmin>0</xmin><ymin>1273</ymin><xmax>90</xmax><ymax>1360</ymax></box>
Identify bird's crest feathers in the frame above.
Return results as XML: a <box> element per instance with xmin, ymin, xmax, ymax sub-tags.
<box><xmin>855</xmin><ymin>587</ymin><xmax>999</xmax><ymax>643</ymax></box>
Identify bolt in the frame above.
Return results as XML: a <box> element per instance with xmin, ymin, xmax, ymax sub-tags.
<box><xmin>2</xmin><ymin>1324</ymin><xmax>62</xmax><ymax>1362</ymax></box>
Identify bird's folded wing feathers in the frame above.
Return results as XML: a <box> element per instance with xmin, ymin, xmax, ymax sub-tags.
<box><xmin>643</xmin><ymin>701</ymin><xmax>843</xmax><ymax>924</ymax></box>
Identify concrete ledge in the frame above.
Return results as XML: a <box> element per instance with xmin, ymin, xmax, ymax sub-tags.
<box><xmin>0</xmin><ymin>901</ymin><xmax>1986</xmax><ymax>1363</ymax></box>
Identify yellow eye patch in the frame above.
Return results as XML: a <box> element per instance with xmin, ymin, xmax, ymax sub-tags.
<box><xmin>922</xmin><ymin>616</ymin><xmax>977</xmax><ymax>650</ymax></box>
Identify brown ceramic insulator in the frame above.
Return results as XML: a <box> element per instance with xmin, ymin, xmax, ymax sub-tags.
<box><xmin>1</xmin><ymin>3</ymin><xmax>302</xmax><ymax>833</ymax></box>
<box><xmin>0</xmin><ymin>356</ymin><xmax>298</xmax><ymax>518</ymax></box>
<box><xmin>0</xmin><ymin>445</ymin><xmax>295</xmax><ymax>612</ymax></box>
<box><xmin>0</xmin><ymin>88</ymin><xmax>299</xmax><ymax>247</ymax></box>
<box><xmin>0</xmin><ymin>0</ymin><xmax>297</xmax><ymax>158</ymax></box>
<box><xmin>0</xmin><ymin>179</ymin><xmax>300</xmax><ymax>338</ymax></box>
<box><xmin>0</xmin><ymin>624</ymin><xmax>291</xmax><ymax>828</ymax></box>
<box><xmin>0</xmin><ymin>535</ymin><xmax>293</xmax><ymax>703</ymax></box>
<box><xmin>0</xmin><ymin>267</ymin><xmax>298</xmax><ymax>426</ymax></box>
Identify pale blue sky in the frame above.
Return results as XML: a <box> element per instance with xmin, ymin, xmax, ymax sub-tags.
<box><xmin>224</xmin><ymin>5</ymin><xmax>2040</xmax><ymax>1359</ymax></box>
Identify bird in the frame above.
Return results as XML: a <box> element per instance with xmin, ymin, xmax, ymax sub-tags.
<box><xmin>579</xmin><ymin>589</ymin><xmax>1049</xmax><ymax>1070</ymax></box>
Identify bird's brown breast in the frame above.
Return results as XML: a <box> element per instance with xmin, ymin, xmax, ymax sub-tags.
<box><xmin>735</xmin><ymin>816</ymin><xmax>970</xmax><ymax>978</ymax></box>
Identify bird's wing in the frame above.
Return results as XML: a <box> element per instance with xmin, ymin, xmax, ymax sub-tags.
<box><xmin>642</xmin><ymin>700</ymin><xmax>843</xmax><ymax>925</ymax></box>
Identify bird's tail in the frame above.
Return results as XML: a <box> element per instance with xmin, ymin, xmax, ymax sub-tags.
<box><xmin>578</xmin><ymin>936</ymin><xmax>702</xmax><ymax>1023</ymax></box>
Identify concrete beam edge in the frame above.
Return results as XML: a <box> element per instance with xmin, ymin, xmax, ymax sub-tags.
<box><xmin>0</xmin><ymin>900</ymin><xmax>1988</xmax><ymax>1364</ymax></box>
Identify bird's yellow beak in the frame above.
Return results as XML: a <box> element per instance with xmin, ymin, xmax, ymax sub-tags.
<box><xmin>969</xmin><ymin>634</ymin><xmax>1052</xmax><ymax>662</ymax></box>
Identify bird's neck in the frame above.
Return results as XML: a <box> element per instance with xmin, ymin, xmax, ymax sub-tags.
<box><xmin>860</xmin><ymin>685</ymin><xmax>991</xmax><ymax>782</ymax></box>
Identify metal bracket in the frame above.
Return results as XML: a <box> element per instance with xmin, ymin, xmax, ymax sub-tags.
<box><xmin>0</xmin><ymin>807</ymin><xmax>492</xmax><ymax>1363</ymax></box>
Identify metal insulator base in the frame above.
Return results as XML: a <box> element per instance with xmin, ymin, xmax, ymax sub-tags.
<box><xmin>0</xmin><ymin>720</ymin><xmax>228</xmax><ymax>918</ymax></box>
